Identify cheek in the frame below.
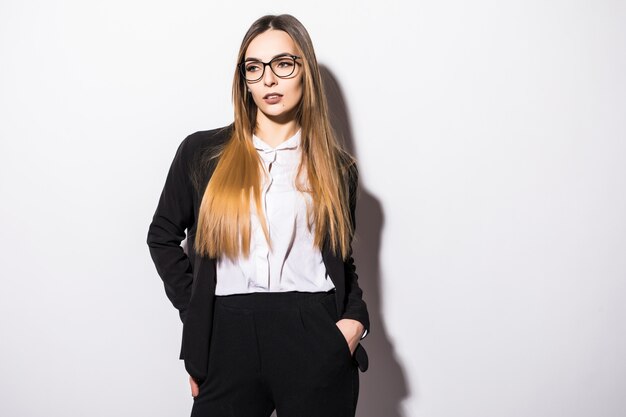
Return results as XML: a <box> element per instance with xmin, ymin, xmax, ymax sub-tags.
<box><xmin>291</xmin><ymin>81</ymin><xmax>304</xmax><ymax>101</ymax></box>
<box><xmin>286</xmin><ymin>88</ymin><xmax>302</xmax><ymax>109</ymax></box>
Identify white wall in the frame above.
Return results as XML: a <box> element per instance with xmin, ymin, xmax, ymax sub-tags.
<box><xmin>1</xmin><ymin>1</ymin><xmax>624</xmax><ymax>416</ymax></box>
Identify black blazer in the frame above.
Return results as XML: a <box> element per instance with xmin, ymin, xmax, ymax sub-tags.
<box><xmin>147</xmin><ymin>123</ymin><xmax>370</xmax><ymax>384</ymax></box>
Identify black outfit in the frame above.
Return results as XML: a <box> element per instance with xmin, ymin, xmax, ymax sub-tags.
<box><xmin>147</xmin><ymin>123</ymin><xmax>370</xmax><ymax>416</ymax></box>
<box><xmin>191</xmin><ymin>290</ymin><xmax>359</xmax><ymax>417</ymax></box>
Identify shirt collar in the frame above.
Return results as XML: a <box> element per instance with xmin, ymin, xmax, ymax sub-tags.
<box><xmin>253</xmin><ymin>128</ymin><xmax>301</xmax><ymax>153</ymax></box>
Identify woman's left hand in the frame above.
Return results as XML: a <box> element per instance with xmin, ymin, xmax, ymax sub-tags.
<box><xmin>335</xmin><ymin>318</ymin><xmax>365</xmax><ymax>356</ymax></box>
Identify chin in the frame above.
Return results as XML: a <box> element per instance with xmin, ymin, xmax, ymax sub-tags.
<box><xmin>260</xmin><ymin>106</ymin><xmax>296</xmax><ymax>117</ymax></box>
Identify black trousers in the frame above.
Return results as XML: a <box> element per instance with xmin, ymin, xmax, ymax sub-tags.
<box><xmin>190</xmin><ymin>289</ymin><xmax>359</xmax><ymax>417</ymax></box>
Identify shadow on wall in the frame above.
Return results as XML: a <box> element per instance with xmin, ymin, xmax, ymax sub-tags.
<box><xmin>321</xmin><ymin>64</ymin><xmax>409</xmax><ymax>417</ymax></box>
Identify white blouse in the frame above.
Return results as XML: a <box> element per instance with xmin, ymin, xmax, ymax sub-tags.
<box><xmin>214</xmin><ymin>128</ymin><xmax>336</xmax><ymax>295</ymax></box>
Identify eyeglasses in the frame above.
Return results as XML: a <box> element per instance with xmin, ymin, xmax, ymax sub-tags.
<box><xmin>238</xmin><ymin>55</ymin><xmax>301</xmax><ymax>82</ymax></box>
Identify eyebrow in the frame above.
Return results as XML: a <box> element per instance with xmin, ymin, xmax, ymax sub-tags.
<box><xmin>244</xmin><ymin>52</ymin><xmax>294</xmax><ymax>62</ymax></box>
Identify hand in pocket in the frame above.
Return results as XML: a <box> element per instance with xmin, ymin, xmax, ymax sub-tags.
<box><xmin>189</xmin><ymin>374</ymin><xmax>200</xmax><ymax>398</ymax></box>
<box><xmin>334</xmin><ymin>318</ymin><xmax>364</xmax><ymax>356</ymax></box>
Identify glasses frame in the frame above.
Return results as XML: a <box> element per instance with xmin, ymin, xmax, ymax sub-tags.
<box><xmin>238</xmin><ymin>54</ymin><xmax>302</xmax><ymax>82</ymax></box>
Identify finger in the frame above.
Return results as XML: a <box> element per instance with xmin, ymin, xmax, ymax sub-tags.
<box><xmin>189</xmin><ymin>376</ymin><xmax>199</xmax><ymax>397</ymax></box>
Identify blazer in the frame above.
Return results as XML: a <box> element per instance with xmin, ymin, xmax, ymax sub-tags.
<box><xmin>147</xmin><ymin>123</ymin><xmax>370</xmax><ymax>384</ymax></box>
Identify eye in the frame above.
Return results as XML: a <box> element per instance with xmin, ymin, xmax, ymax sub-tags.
<box><xmin>245</xmin><ymin>62</ymin><xmax>262</xmax><ymax>72</ymax></box>
<box><xmin>274</xmin><ymin>58</ymin><xmax>294</xmax><ymax>68</ymax></box>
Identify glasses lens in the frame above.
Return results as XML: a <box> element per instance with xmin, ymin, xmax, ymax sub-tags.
<box><xmin>243</xmin><ymin>61</ymin><xmax>264</xmax><ymax>81</ymax></box>
<box><xmin>271</xmin><ymin>57</ymin><xmax>296</xmax><ymax>78</ymax></box>
<box><xmin>241</xmin><ymin>57</ymin><xmax>298</xmax><ymax>81</ymax></box>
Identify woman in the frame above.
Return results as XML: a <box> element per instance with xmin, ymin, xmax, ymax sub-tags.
<box><xmin>147</xmin><ymin>14</ymin><xmax>370</xmax><ymax>417</ymax></box>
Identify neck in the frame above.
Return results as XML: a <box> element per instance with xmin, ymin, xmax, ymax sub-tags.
<box><xmin>254</xmin><ymin>113</ymin><xmax>300</xmax><ymax>148</ymax></box>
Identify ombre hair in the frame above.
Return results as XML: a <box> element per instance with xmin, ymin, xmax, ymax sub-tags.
<box><xmin>194</xmin><ymin>14</ymin><xmax>357</xmax><ymax>262</ymax></box>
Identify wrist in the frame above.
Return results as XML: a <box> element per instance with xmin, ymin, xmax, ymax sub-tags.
<box><xmin>340</xmin><ymin>318</ymin><xmax>365</xmax><ymax>338</ymax></box>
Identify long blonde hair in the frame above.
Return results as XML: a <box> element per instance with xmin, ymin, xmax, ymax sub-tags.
<box><xmin>194</xmin><ymin>14</ymin><xmax>356</xmax><ymax>262</ymax></box>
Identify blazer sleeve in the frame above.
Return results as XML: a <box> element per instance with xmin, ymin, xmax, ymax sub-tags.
<box><xmin>146</xmin><ymin>135</ymin><xmax>195</xmax><ymax>324</ymax></box>
<box><xmin>339</xmin><ymin>163</ymin><xmax>370</xmax><ymax>340</ymax></box>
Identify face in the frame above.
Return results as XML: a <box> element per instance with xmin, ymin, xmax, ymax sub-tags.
<box><xmin>243</xmin><ymin>29</ymin><xmax>304</xmax><ymax>123</ymax></box>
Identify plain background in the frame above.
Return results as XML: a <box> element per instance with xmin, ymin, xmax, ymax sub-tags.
<box><xmin>1</xmin><ymin>1</ymin><xmax>624</xmax><ymax>416</ymax></box>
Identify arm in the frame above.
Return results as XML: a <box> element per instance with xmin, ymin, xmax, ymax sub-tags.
<box><xmin>146</xmin><ymin>135</ymin><xmax>195</xmax><ymax>324</ymax></box>
<box><xmin>339</xmin><ymin>163</ymin><xmax>370</xmax><ymax>340</ymax></box>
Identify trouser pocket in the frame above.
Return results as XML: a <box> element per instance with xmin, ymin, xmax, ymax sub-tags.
<box><xmin>300</xmin><ymin>293</ymin><xmax>355</xmax><ymax>366</ymax></box>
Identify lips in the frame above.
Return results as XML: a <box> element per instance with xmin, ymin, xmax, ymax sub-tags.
<box><xmin>263</xmin><ymin>93</ymin><xmax>283</xmax><ymax>99</ymax></box>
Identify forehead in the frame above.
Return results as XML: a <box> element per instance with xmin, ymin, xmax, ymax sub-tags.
<box><xmin>245</xmin><ymin>29</ymin><xmax>297</xmax><ymax>61</ymax></box>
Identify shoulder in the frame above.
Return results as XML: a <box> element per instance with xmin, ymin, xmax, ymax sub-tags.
<box><xmin>179</xmin><ymin>123</ymin><xmax>234</xmax><ymax>159</ymax></box>
<box><xmin>175</xmin><ymin>123</ymin><xmax>234</xmax><ymax>191</ymax></box>
<box><xmin>336</xmin><ymin>148</ymin><xmax>359</xmax><ymax>188</ymax></box>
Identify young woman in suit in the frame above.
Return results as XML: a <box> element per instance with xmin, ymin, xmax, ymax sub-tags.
<box><xmin>147</xmin><ymin>13</ymin><xmax>370</xmax><ymax>417</ymax></box>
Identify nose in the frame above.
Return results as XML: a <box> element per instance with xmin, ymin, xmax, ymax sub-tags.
<box><xmin>263</xmin><ymin>63</ymin><xmax>277</xmax><ymax>87</ymax></box>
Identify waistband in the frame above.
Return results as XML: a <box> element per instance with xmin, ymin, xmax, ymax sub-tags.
<box><xmin>214</xmin><ymin>289</ymin><xmax>336</xmax><ymax>311</ymax></box>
